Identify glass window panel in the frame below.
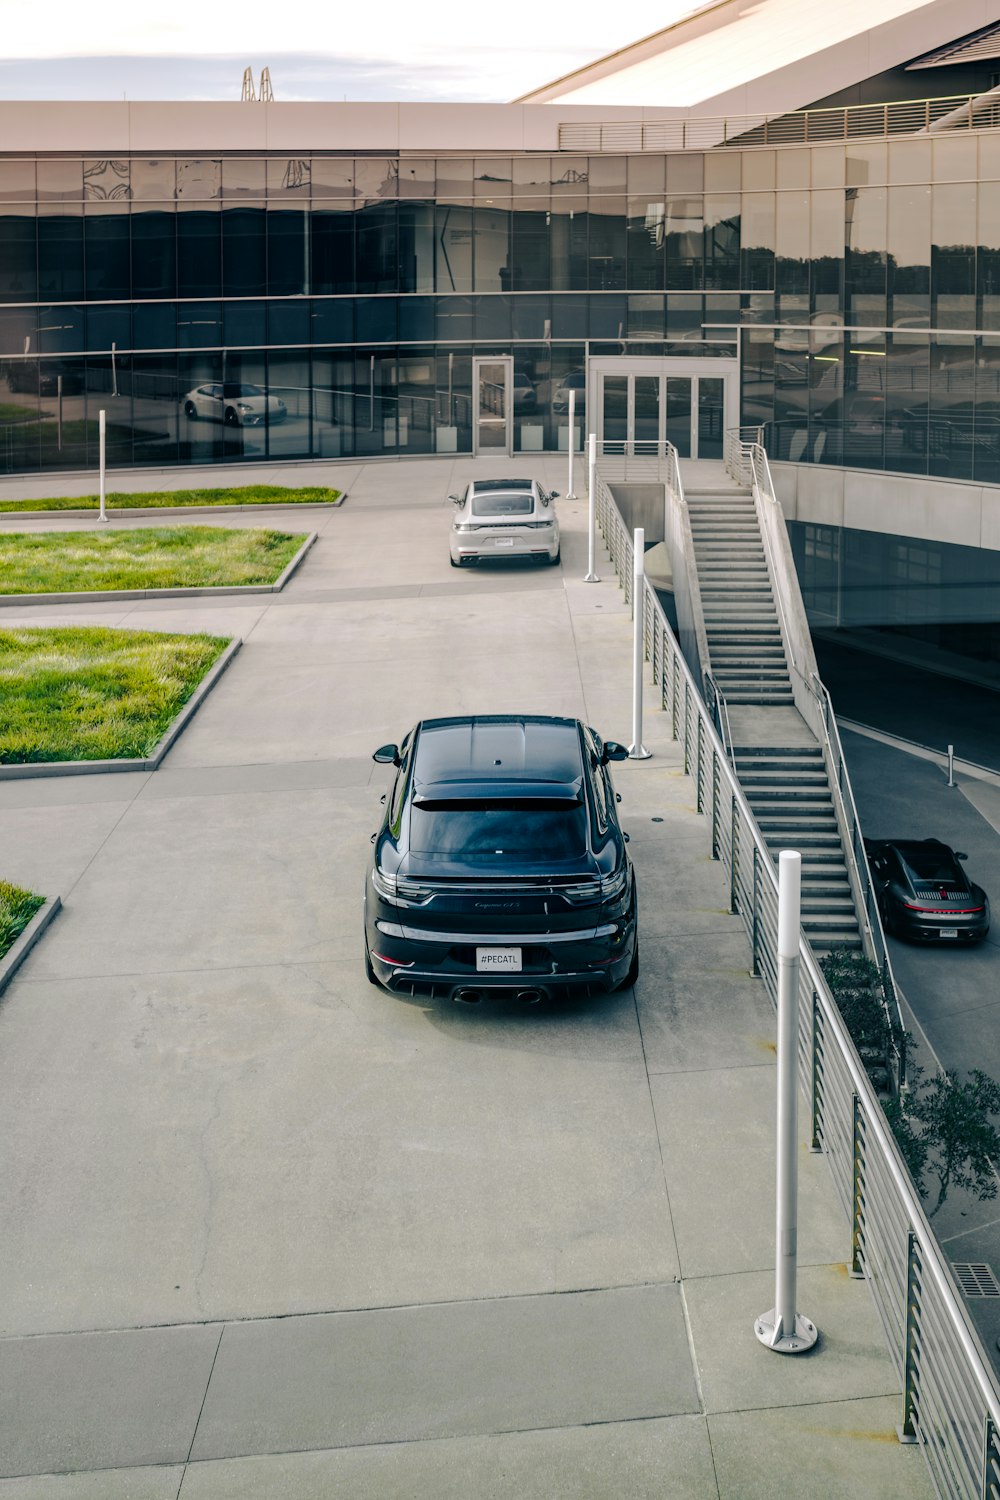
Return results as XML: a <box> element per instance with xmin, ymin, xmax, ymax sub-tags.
<box><xmin>627</xmin><ymin>156</ymin><xmax>664</xmax><ymax>194</ymax></box>
<box><xmin>133</xmin><ymin>302</ymin><xmax>176</xmax><ymax>350</ymax></box>
<box><xmin>666</xmin><ymin>154</ymin><xmax>703</xmax><ymax>193</ymax></box>
<box><xmin>974</xmin><ymin>335</ymin><xmax>1000</xmax><ymax>483</ymax></box>
<box><xmin>83</xmin><ymin>159</ymin><xmax>130</xmax><ymax>202</ymax></box>
<box><xmin>550</xmin><ymin>294</ymin><xmax>587</xmax><ymax>339</ymax></box>
<box><xmin>665</xmin><ymin>377</ymin><xmax>691</xmax><ymax>456</ymax></box>
<box><xmin>176</xmin><ymin>160</ymin><xmax>222</xmax><ymax>200</ymax></box>
<box><xmin>399</xmin><ymin>297</ymin><xmax>435</xmax><ymax>341</ymax></box>
<box><xmin>0</xmin><ymin>305</ymin><xmax>36</xmax><ymax>357</ymax></box>
<box><xmin>310</xmin><ymin>158</ymin><xmax>354</xmax><ymax>197</ymax></box>
<box><xmin>634</xmin><ymin>375</ymin><xmax>660</xmax><ymax>448</ymax></box>
<box><xmin>979</xmin><ymin>180</ymin><xmax>1000</xmax><ymax>331</ymax></box>
<box><xmin>267</xmin><ymin>157</ymin><xmax>311</xmax><ymax>196</ymax></box>
<box><xmin>704</xmin><ymin>152</ymin><xmax>740</xmax><ymax>191</ymax></box>
<box><xmin>398</xmin><ymin>159</ymin><xmax>435</xmax><ymax>198</ymax></box>
<box><xmin>398</xmin><ymin>201</ymin><xmax>435</xmax><ymax>293</ymax></box>
<box><xmin>36</xmin><ymin>304</ymin><xmax>83</xmax><ymax>354</ymax></box>
<box><xmin>775</xmin><ymin>192</ymin><xmax>809</xmax><ymax>292</ymax></box>
<box><xmin>0</xmin><ymin>161</ymin><xmax>35</xmax><ymax>200</ymax></box>
<box><xmin>704</xmin><ymin>194</ymin><xmax>739</xmax><ymax>289</ymax></box>
<box><xmin>845</xmin><ymin>187</ymin><xmax>886</xmax><ymax>313</ymax></box>
<box><xmin>311</xmin><ymin>206</ymin><xmax>355</xmax><ymax>295</ymax></box>
<box><xmin>741</xmin><ymin>152</ymin><xmax>775</xmax><ymax>191</ymax></box>
<box><xmin>627</xmin><ymin>195</ymin><xmax>665</xmax><ymax>290</ymax></box>
<box><xmin>887</xmin><ymin>185</ymin><xmax>930</xmax><ymax>303</ymax></box>
<box><xmin>435</xmin><ymin>158</ymin><xmax>474</xmax><ymax>199</ymax></box>
<box><xmin>665</xmin><ymin>197</ymin><xmax>703</xmax><ymax>290</ymax></box>
<box><xmin>512</xmin><ymin>293</ymin><xmax>550</xmax><ymax>340</ymax></box>
<box><xmin>310</xmin><ymin>299</ymin><xmax>354</xmax><ymax>344</ymax></box>
<box><xmin>435</xmin><ymin>296</ymin><xmax>473</xmax><ymax>340</ymax></box>
<box><xmin>85</xmin><ymin>304</ymin><xmax>129</xmax><ymax>353</ymax></box>
<box><xmin>601</xmin><ymin>374</ymin><xmax>628</xmax><ymax>446</ymax></box>
<box><xmin>355</xmin><ymin>298</ymin><xmax>397</xmax><ymax>343</ymax></box>
<box><xmin>176</xmin><ymin>303</ymin><xmax>222</xmax><ymax>348</ymax></box>
<box><xmin>474</xmin><ymin>159</ymin><xmax>512</xmax><ymax>198</ymax></box>
<box><xmin>357</xmin><ymin>203</ymin><xmax>399</xmax><ymax>293</ymax></box>
<box><xmin>588</xmin><ymin>157</ymin><xmax>626</xmax><ymax>193</ymax></box>
<box><xmin>132</xmin><ymin>160</ymin><xmax>176</xmax><ymax>199</ymax></box>
<box><xmin>223</xmin><ymin>301</ymin><xmax>266</xmax><ymax>347</ymax></box>
<box><xmin>223</xmin><ymin>159</ymin><xmax>266</xmax><ymax>197</ymax></box>
<box><xmin>84</xmin><ymin>211</ymin><xmax>130</xmax><ymax>300</ymax></box>
<box><xmin>929</xmin><ymin>334</ymin><xmax>975</xmax><ymax>478</ymax></box>
<box><xmin>473</xmin><ymin>206</ymin><xmax>510</xmax><ymax>292</ymax></box>
<box><xmin>740</xmin><ymin>192</ymin><xmax>775</xmax><ymax>290</ymax></box>
<box><xmin>267</xmin><ymin>208</ymin><xmax>308</xmax><ymax>296</ymax></box>
<box><xmin>512</xmin><ymin>158</ymin><xmax>552</xmax><ymax>195</ymax></box>
<box><xmin>549</xmin><ymin>198</ymin><xmax>588</xmax><ymax>290</ymax></box>
<box><xmin>0</xmin><ymin>211</ymin><xmax>37</xmax><ymax>302</ymax></box>
<box><xmin>886</xmin><ymin>332</ymin><xmax>929</xmax><ymax>474</ymax></box>
<box><xmin>888</xmin><ymin>140</ymin><xmax>931</xmax><ymax>186</ymax></box>
<box><xmin>980</xmin><ymin>134</ymin><xmax>1000</xmax><ymax>181</ymax></box>
<box><xmin>666</xmin><ymin>294</ymin><xmax>702</xmax><ymax>339</ymax></box>
<box><xmin>38</xmin><ymin>215</ymin><xmax>83</xmax><ymax>300</ymax></box>
<box><xmin>933</xmin><ymin>182</ymin><xmax>976</xmax><ymax>312</ymax></box>
<box><xmin>436</xmin><ymin>203</ymin><xmax>473</xmax><ymax>292</ymax></box>
<box><xmin>355</xmin><ymin>158</ymin><xmax>398</xmax><ymax>202</ymax></box>
<box><xmin>267</xmin><ymin>299</ymin><xmax>310</xmax><ymax>346</ymax></box>
<box><xmin>510</xmin><ymin>206</ymin><xmax>550</xmax><ymax>291</ymax></box>
<box><xmin>222</xmin><ymin>207</ymin><xmax>266</xmax><ymax>296</ymax></box>
<box><xmin>742</xmin><ymin>326</ymin><xmax>775</xmax><ymax>430</ymax></box>
<box><xmin>810</xmin><ymin>189</ymin><xmax>842</xmax><ymax>298</ymax></box>
<box><xmin>698</xmin><ymin>376</ymin><xmax>724</xmax><ymax>459</ymax></box>
<box><xmin>933</xmin><ymin>136</ymin><xmax>977</xmax><ymax>183</ymax></box>
<box><xmin>473</xmin><ymin>295</ymin><xmax>510</xmax><ymax>340</ymax></box>
<box><xmin>776</xmin><ymin>151</ymin><xmax>809</xmax><ymax>190</ymax></box>
<box><xmin>588</xmin><ymin>198</ymin><xmax>626</xmax><ymax>290</ymax></box>
<box><xmin>810</xmin><ymin>147</ymin><xmax>845</xmax><ymax>190</ymax></box>
<box><xmin>37</xmin><ymin>160</ymin><xmax>83</xmax><ymax>200</ymax></box>
<box><xmin>846</xmin><ymin>144</ymin><xmax>886</xmax><ymax>186</ymax></box>
<box><xmin>589</xmin><ymin>295</ymin><xmax>626</xmax><ymax>339</ymax></box>
<box><xmin>628</xmin><ymin>293</ymin><xmax>665</xmax><ymax>341</ymax></box>
<box><xmin>177</xmin><ymin>208</ymin><xmax>222</xmax><ymax>298</ymax></box>
<box><xmin>131</xmin><ymin>208</ymin><xmax>176</xmax><ymax>298</ymax></box>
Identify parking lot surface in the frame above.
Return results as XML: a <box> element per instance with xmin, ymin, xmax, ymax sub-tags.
<box><xmin>0</xmin><ymin>457</ymin><xmax>931</xmax><ymax>1497</ymax></box>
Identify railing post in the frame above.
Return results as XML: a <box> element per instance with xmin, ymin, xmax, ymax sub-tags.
<box><xmin>671</xmin><ymin>653</ymin><xmax>680</xmax><ymax>740</ymax></box>
<box><xmin>711</xmin><ymin>752</ymin><xmax>720</xmax><ymax>860</ymax></box>
<box><xmin>899</xmin><ymin>1231</ymin><xmax>921</xmax><ymax>1444</ymax></box>
<box><xmin>851</xmin><ymin>1093</ymin><xmax>866</xmax><ymax>1278</ymax></box>
<box><xmin>629</xmin><ymin>533</ymin><xmax>651</xmax><ymax>760</ymax></box>
<box><xmin>584</xmin><ymin>433</ymin><xmax>599</xmax><ymax>582</ymax></box>
<box><xmin>982</xmin><ymin>1414</ymin><xmax>998</xmax><ymax>1493</ymax></box>
<box><xmin>808</xmin><ymin>989</ymin><xmax>821</xmax><ymax>1151</ymax></box>
<box><xmin>729</xmin><ymin>795</ymin><xmax>739</xmax><ymax>914</ymax></box>
<box><xmin>751</xmin><ymin>846</ymin><xmax>760</xmax><ymax>975</ymax></box>
<box><xmin>566</xmin><ymin>387</ymin><xmax>577</xmax><ymax>501</ymax></box>
<box><xmin>695</xmin><ymin>715</ymin><xmax>704</xmax><ymax>811</ymax></box>
<box><xmin>683</xmin><ymin>682</ymin><xmax>691</xmax><ymax>772</ymax></box>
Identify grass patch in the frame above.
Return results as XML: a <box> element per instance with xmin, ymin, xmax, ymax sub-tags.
<box><xmin>0</xmin><ymin>626</ymin><xmax>231</xmax><ymax>763</ymax></box>
<box><xmin>0</xmin><ymin>403</ymin><xmax>39</xmax><ymax>426</ymax></box>
<box><xmin>0</xmin><ymin>881</ymin><xmax>45</xmax><ymax>960</ymax></box>
<box><xmin>0</xmin><ymin>484</ymin><xmax>340</xmax><ymax>513</ymax></box>
<box><xmin>0</xmin><ymin>526</ymin><xmax>306</xmax><ymax>594</ymax></box>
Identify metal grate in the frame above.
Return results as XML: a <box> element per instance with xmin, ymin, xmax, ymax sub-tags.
<box><xmin>953</xmin><ymin>1263</ymin><xmax>1000</xmax><ymax>1298</ymax></box>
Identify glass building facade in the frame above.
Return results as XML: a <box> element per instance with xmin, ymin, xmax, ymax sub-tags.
<box><xmin>2</xmin><ymin>134</ymin><xmax>1000</xmax><ymax>477</ymax></box>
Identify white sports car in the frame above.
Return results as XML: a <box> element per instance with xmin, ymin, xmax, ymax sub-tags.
<box><xmin>183</xmin><ymin>382</ymin><xmax>287</xmax><ymax>427</ymax></box>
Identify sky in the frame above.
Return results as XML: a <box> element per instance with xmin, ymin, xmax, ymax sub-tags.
<box><xmin>0</xmin><ymin>0</ymin><xmax>703</xmax><ymax>102</ymax></box>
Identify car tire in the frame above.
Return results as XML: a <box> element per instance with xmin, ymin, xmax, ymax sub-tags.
<box><xmin>224</xmin><ymin>407</ymin><xmax>240</xmax><ymax>427</ymax></box>
<box><xmin>184</xmin><ymin>401</ymin><xmax>198</xmax><ymax>420</ymax></box>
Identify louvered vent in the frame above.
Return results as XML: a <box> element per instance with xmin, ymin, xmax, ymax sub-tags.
<box><xmin>907</xmin><ymin>23</ymin><xmax>1000</xmax><ymax>69</ymax></box>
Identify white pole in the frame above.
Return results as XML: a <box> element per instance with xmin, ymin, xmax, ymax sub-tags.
<box><xmin>98</xmin><ymin>409</ymin><xmax>108</xmax><ymax>523</ymax></box>
<box><xmin>755</xmin><ymin>850</ymin><xmax>818</xmax><ymax>1354</ymax></box>
<box><xmin>946</xmin><ymin>744</ymin><xmax>956</xmax><ymax>788</ymax></box>
<box><xmin>584</xmin><ymin>432</ymin><xmax>599</xmax><ymax>582</ymax></box>
<box><xmin>566</xmin><ymin>388</ymin><xmax>577</xmax><ymax>500</ymax></box>
<box><xmin>57</xmin><ymin>374</ymin><xmax>63</xmax><ymax>452</ymax></box>
<box><xmin>628</xmin><ymin>527</ymin><xmax>651</xmax><ymax>759</ymax></box>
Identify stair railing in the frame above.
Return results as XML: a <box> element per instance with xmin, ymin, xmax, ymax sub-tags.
<box><xmin>590</xmin><ymin>477</ymin><xmax>1000</xmax><ymax>1499</ymax></box>
<box><xmin>725</xmin><ymin>427</ymin><xmax>906</xmax><ymax>1084</ymax></box>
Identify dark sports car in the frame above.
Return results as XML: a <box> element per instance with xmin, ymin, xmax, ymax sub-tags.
<box><xmin>865</xmin><ymin>838</ymin><xmax>990</xmax><ymax>944</ymax></box>
<box><xmin>364</xmin><ymin>714</ymin><xmax>638</xmax><ymax>1003</ymax></box>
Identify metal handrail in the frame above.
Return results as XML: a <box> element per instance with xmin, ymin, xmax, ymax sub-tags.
<box><xmin>558</xmin><ymin>92</ymin><xmax>1000</xmax><ymax>153</ymax></box>
<box><xmin>592</xmin><ymin>466</ymin><xmax>1000</xmax><ymax>1498</ymax></box>
<box><xmin>703</xmin><ymin>671</ymin><xmax>735</xmax><ymax>762</ymax></box>
<box><xmin>724</xmin><ymin>427</ymin><xmax>907</xmax><ymax>1081</ymax></box>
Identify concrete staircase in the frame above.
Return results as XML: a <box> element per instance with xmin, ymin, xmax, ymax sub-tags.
<box><xmin>684</xmin><ymin>482</ymin><xmax>861</xmax><ymax>954</ymax></box>
<box><xmin>686</xmin><ymin>486</ymin><xmax>793</xmax><ymax>707</ymax></box>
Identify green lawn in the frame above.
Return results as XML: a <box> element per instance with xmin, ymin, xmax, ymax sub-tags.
<box><xmin>0</xmin><ymin>483</ymin><xmax>340</xmax><ymax>513</ymax></box>
<box><xmin>0</xmin><ymin>526</ymin><xmax>306</xmax><ymax>594</ymax></box>
<box><xmin>0</xmin><ymin>627</ymin><xmax>231</xmax><ymax>763</ymax></box>
<box><xmin>0</xmin><ymin>881</ymin><xmax>45</xmax><ymax>960</ymax></box>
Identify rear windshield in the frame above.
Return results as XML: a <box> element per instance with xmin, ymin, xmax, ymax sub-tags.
<box><xmin>471</xmin><ymin>494</ymin><xmax>534</xmax><ymax>517</ymax></box>
<box><xmin>409</xmin><ymin>800</ymin><xmax>586</xmax><ymax>860</ymax></box>
<box><xmin>900</xmin><ymin>847</ymin><xmax>961</xmax><ymax>882</ymax></box>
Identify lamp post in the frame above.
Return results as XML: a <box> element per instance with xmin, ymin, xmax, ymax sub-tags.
<box><xmin>584</xmin><ymin>432</ymin><xmax>599</xmax><ymax>582</ymax></box>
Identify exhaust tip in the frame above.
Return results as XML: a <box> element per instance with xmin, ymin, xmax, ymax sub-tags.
<box><xmin>516</xmin><ymin>989</ymin><xmax>542</xmax><ymax>1005</ymax></box>
<box><xmin>453</xmin><ymin>988</ymin><xmax>481</xmax><ymax>1005</ymax></box>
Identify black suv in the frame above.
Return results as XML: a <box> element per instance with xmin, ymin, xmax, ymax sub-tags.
<box><xmin>364</xmin><ymin>714</ymin><xmax>638</xmax><ymax>1003</ymax></box>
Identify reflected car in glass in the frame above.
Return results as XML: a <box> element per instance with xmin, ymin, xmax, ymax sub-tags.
<box><xmin>182</xmin><ymin>382</ymin><xmax>287</xmax><ymax>427</ymax></box>
<box><xmin>364</xmin><ymin>715</ymin><xmax>638</xmax><ymax>1003</ymax></box>
<box><xmin>449</xmin><ymin>477</ymin><xmax>560</xmax><ymax>567</ymax></box>
<box><xmin>512</xmin><ymin>369</ymin><xmax>537</xmax><ymax>411</ymax></box>
<box><xmin>553</xmin><ymin>370</ymin><xmax>586</xmax><ymax>414</ymax></box>
<box><xmin>866</xmin><ymin>838</ymin><xmax>990</xmax><ymax>943</ymax></box>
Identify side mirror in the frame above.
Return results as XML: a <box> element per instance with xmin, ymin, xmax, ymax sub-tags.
<box><xmin>602</xmin><ymin>742</ymin><xmax>629</xmax><ymax>763</ymax></box>
<box><xmin>373</xmin><ymin>744</ymin><xmax>400</xmax><ymax>766</ymax></box>
<box><xmin>449</xmin><ymin>494</ymin><xmax>464</xmax><ymax>505</ymax></box>
<box><xmin>956</xmin><ymin>851</ymin><xmax>968</xmax><ymax>861</ymax></box>
<box><xmin>550</xmin><ymin>490</ymin><xmax>560</xmax><ymax>499</ymax></box>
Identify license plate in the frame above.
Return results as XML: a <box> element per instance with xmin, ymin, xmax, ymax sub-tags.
<box><xmin>495</xmin><ymin>537</ymin><xmax>514</xmax><ymax>548</ymax></box>
<box><xmin>940</xmin><ymin>928</ymin><xmax>958</xmax><ymax>939</ymax></box>
<box><xmin>476</xmin><ymin>947</ymin><xmax>522</xmax><ymax>972</ymax></box>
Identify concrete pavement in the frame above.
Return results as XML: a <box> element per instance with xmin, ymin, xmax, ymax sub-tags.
<box><xmin>0</xmin><ymin>456</ymin><xmax>932</xmax><ymax>1496</ymax></box>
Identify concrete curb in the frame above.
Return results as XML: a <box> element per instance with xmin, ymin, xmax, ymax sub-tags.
<box><xmin>0</xmin><ymin>896</ymin><xmax>62</xmax><ymax>996</ymax></box>
<box><xmin>0</xmin><ymin>636</ymin><xmax>243</xmax><ymax>781</ymax></box>
<box><xmin>0</xmin><ymin>498</ymin><xmax>344</xmax><ymax>521</ymax></box>
<box><xmin>0</xmin><ymin>532</ymin><xmax>318</xmax><ymax>608</ymax></box>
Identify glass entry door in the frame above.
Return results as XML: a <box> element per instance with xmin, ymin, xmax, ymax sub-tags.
<box><xmin>595</xmin><ymin>361</ymin><xmax>735</xmax><ymax>458</ymax></box>
<box><xmin>473</xmin><ymin>358</ymin><xmax>512</xmax><ymax>455</ymax></box>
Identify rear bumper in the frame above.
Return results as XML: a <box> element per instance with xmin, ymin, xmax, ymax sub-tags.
<box><xmin>891</xmin><ymin>910</ymin><xmax>990</xmax><ymax>943</ymax></box>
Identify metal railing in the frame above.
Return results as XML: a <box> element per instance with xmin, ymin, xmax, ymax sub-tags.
<box><xmin>592</xmin><ymin>467</ymin><xmax>1000</xmax><ymax>1498</ymax></box>
<box><xmin>558</xmin><ymin>93</ymin><xmax>1000</xmax><ymax>154</ymax></box>
<box><xmin>724</xmin><ymin>427</ymin><xmax>907</xmax><ymax>1082</ymax></box>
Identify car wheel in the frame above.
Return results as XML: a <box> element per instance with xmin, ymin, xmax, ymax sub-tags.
<box><xmin>224</xmin><ymin>407</ymin><xmax>240</xmax><ymax>427</ymax></box>
<box><xmin>184</xmin><ymin>401</ymin><xmax>198</xmax><ymax>420</ymax></box>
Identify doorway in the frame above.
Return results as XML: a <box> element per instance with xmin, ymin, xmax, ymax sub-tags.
<box><xmin>473</xmin><ymin>357</ymin><xmax>512</xmax><ymax>456</ymax></box>
<box><xmin>592</xmin><ymin>358</ymin><xmax>738</xmax><ymax>459</ymax></box>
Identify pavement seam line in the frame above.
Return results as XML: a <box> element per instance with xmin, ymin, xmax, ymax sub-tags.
<box><xmin>182</xmin><ymin>1322</ymin><xmax>227</xmax><ymax>1475</ymax></box>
